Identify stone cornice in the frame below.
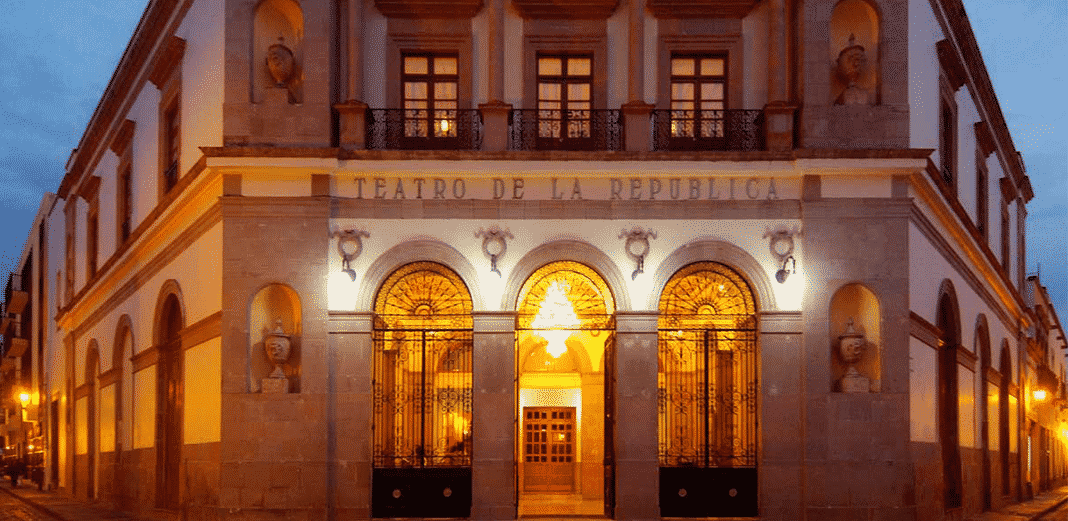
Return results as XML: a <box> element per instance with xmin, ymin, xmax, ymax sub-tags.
<box><xmin>373</xmin><ymin>0</ymin><xmax>484</xmax><ymax>18</ymax></box>
<box><xmin>511</xmin><ymin>0</ymin><xmax>619</xmax><ymax>19</ymax></box>
<box><xmin>646</xmin><ymin>0</ymin><xmax>760</xmax><ymax>19</ymax></box>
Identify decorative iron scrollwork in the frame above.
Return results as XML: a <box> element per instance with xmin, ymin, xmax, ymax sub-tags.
<box><xmin>619</xmin><ymin>226</ymin><xmax>657</xmax><ymax>280</ymax></box>
<box><xmin>763</xmin><ymin>226</ymin><xmax>801</xmax><ymax>263</ymax></box>
<box><xmin>474</xmin><ymin>225</ymin><xmax>513</xmax><ymax>276</ymax></box>
<box><xmin>331</xmin><ymin>228</ymin><xmax>370</xmax><ymax>281</ymax></box>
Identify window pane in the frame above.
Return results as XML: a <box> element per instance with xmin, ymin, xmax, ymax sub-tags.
<box><xmin>702</xmin><ymin>83</ymin><xmax>724</xmax><ymax>101</ymax></box>
<box><xmin>701</xmin><ymin>58</ymin><xmax>724</xmax><ymax>76</ymax></box>
<box><xmin>434</xmin><ymin>56</ymin><xmax>458</xmax><ymax>75</ymax></box>
<box><xmin>405</xmin><ymin>82</ymin><xmax>427</xmax><ymax>100</ymax></box>
<box><xmin>672</xmin><ymin>58</ymin><xmax>695</xmax><ymax>76</ymax></box>
<box><xmin>567</xmin><ymin>58</ymin><xmax>591</xmax><ymax>76</ymax></box>
<box><xmin>404</xmin><ymin>56</ymin><xmax>428</xmax><ymax>75</ymax></box>
<box><xmin>434</xmin><ymin>82</ymin><xmax>457</xmax><ymax>101</ymax></box>
<box><xmin>568</xmin><ymin>83</ymin><xmax>590</xmax><ymax>102</ymax></box>
<box><xmin>539</xmin><ymin>83</ymin><xmax>561</xmax><ymax>101</ymax></box>
<box><xmin>672</xmin><ymin>83</ymin><xmax>694</xmax><ymax>101</ymax></box>
<box><xmin>539</xmin><ymin>57</ymin><xmax>562</xmax><ymax>76</ymax></box>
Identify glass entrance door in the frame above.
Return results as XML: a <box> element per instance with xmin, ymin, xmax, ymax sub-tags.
<box><xmin>523</xmin><ymin>407</ymin><xmax>577</xmax><ymax>493</ymax></box>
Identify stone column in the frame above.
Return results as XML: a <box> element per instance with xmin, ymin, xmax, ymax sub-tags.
<box><xmin>622</xmin><ymin>0</ymin><xmax>654</xmax><ymax>152</ymax></box>
<box><xmin>764</xmin><ymin>0</ymin><xmax>796</xmax><ymax>152</ymax></box>
<box><xmin>757</xmin><ymin>311</ymin><xmax>804</xmax><ymax>521</ymax></box>
<box><xmin>480</xmin><ymin>0</ymin><xmax>510</xmax><ymax>152</ymax></box>
<box><xmin>336</xmin><ymin>0</ymin><xmax>367</xmax><ymax>150</ymax></box>
<box><xmin>327</xmin><ymin>312</ymin><xmax>373</xmax><ymax>520</ymax></box>
<box><xmin>613</xmin><ymin>311</ymin><xmax>659</xmax><ymax>521</ymax></box>
<box><xmin>479</xmin><ymin>101</ymin><xmax>513</xmax><ymax>152</ymax></box>
<box><xmin>471</xmin><ymin>312</ymin><xmax>517</xmax><ymax>521</ymax></box>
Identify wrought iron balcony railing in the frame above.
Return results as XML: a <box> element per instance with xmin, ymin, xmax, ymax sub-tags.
<box><xmin>366</xmin><ymin>109</ymin><xmax>483</xmax><ymax>151</ymax></box>
<box><xmin>652</xmin><ymin>109</ymin><xmax>764</xmax><ymax>152</ymax></box>
<box><xmin>509</xmin><ymin>109</ymin><xmax>622</xmax><ymax>151</ymax></box>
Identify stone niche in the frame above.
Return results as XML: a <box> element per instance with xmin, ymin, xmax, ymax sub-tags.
<box><xmin>829</xmin><ymin>283</ymin><xmax>881</xmax><ymax>393</ymax></box>
<box><xmin>829</xmin><ymin>0</ymin><xmax>879</xmax><ymax>106</ymax></box>
<box><xmin>253</xmin><ymin>0</ymin><xmax>304</xmax><ymax>104</ymax></box>
<box><xmin>248</xmin><ymin>283</ymin><xmax>302</xmax><ymax>393</ymax></box>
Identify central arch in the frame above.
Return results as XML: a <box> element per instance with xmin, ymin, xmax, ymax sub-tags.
<box><xmin>515</xmin><ymin>261</ymin><xmax>615</xmax><ymax>517</ymax></box>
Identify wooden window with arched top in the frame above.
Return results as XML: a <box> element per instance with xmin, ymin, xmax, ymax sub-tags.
<box><xmin>937</xmin><ymin>289</ymin><xmax>963</xmax><ymax>509</ymax></box>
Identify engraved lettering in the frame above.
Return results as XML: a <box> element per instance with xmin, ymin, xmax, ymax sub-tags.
<box><xmin>452</xmin><ymin>179</ymin><xmax>466</xmax><ymax>199</ymax></box>
<box><xmin>649</xmin><ymin>178</ymin><xmax>662</xmax><ymax>200</ymax></box>
<box><xmin>610</xmin><ymin>178</ymin><xmax>623</xmax><ymax>199</ymax></box>
<box><xmin>493</xmin><ymin>178</ymin><xmax>505</xmax><ymax>200</ymax></box>
<box><xmin>414</xmin><ymin>178</ymin><xmax>425</xmax><ymax>199</ymax></box>
<box><xmin>630</xmin><ymin>178</ymin><xmax>642</xmax><ymax>200</ymax></box>
<box><xmin>689</xmin><ymin>179</ymin><xmax>701</xmax><ymax>200</ymax></box>
<box><xmin>513</xmin><ymin>178</ymin><xmax>524</xmax><ymax>199</ymax></box>
<box><xmin>767</xmin><ymin>178</ymin><xmax>778</xmax><ymax>200</ymax></box>
<box><xmin>669</xmin><ymin>178</ymin><xmax>681</xmax><ymax>200</ymax></box>
<box><xmin>746</xmin><ymin>177</ymin><xmax>760</xmax><ymax>199</ymax></box>
<box><xmin>393</xmin><ymin>179</ymin><xmax>406</xmax><ymax>199</ymax></box>
<box><xmin>551</xmin><ymin>178</ymin><xmax>564</xmax><ymax>200</ymax></box>
<box><xmin>434</xmin><ymin>179</ymin><xmax>446</xmax><ymax>199</ymax></box>
<box><xmin>709</xmin><ymin>178</ymin><xmax>721</xmax><ymax>200</ymax></box>
<box><xmin>571</xmin><ymin>179</ymin><xmax>583</xmax><ymax>200</ymax></box>
<box><xmin>729</xmin><ymin>178</ymin><xmax>736</xmax><ymax>200</ymax></box>
<box><xmin>356</xmin><ymin>178</ymin><xmax>366</xmax><ymax>199</ymax></box>
<box><xmin>374</xmin><ymin>178</ymin><xmax>387</xmax><ymax>199</ymax></box>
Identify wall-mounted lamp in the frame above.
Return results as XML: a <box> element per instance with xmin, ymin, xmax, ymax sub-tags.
<box><xmin>775</xmin><ymin>256</ymin><xmax>796</xmax><ymax>284</ymax></box>
<box><xmin>1033</xmin><ymin>389</ymin><xmax>1049</xmax><ymax>402</ymax></box>
<box><xmin>19</xmin><ymin>392</ymin><xmax>30</xmax><ymax>406</ymax></box>
<box><xmin>330</xmin><ymin>228</ymin><xmax>370</xmax><ymax>281</ymax></box>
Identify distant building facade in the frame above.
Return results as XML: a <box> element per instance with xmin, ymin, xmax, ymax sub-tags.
<box><xmin>1</xmin><ymin>0</ymin><xmax>1066</xmax><ymax>520</ymax></box>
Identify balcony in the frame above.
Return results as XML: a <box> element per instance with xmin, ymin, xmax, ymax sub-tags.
<box><xmin>509</xmin><ymin>109</ymin><xmax>622</xmax><ymax>151</ymax></box>
<box><xmin>652</xmin><ymin>109</ymin><xmax>764</xmax><ymax>152</ymax></box>
<box><xmin>366</xmin><ymin>109</ymin><xmax>483</xmax><ymax>151</ymax></box>
<box><xmin>357</xmin><ymin>106</ymin><xmax>766</xmax><ymax>152</ymax></box>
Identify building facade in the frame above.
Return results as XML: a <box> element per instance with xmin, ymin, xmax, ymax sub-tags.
<box><xmin>1</xmin><ymin>0</ymin><xmax>1066</xmax><ymax>520</ymax></box>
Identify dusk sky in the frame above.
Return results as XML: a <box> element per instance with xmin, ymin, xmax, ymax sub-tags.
<box><xmin>0</xmin><ymin>1</ymin><xmax>1064</xmax><ymax>315</ymax></box>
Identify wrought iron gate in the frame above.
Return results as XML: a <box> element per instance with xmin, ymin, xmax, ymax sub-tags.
<box><xmin>372</xmin><ymin>328</ymin><xmax>473</xmax><ymax>518</ymax></box>
<box><xmin>604</xmin><ymin>333</ymin><xmax>616</xmax><ymax>518</ymax></box>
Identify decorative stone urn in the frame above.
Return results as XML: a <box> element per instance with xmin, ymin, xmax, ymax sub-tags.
<box><xmin>262</xmin><ymin>319</ymin><xmax>291</xmax><ymax>393</ymax></box>
<box><xmin>837</xmin><ymin>317</ymin><xmax>870</xmax><ymax>393</ymax></box>
<box><xmin>266</xmin><ymin>37</ymin><xmax>295</xmax><ymax>88</ymax></box>
<box><xmin>834</xmin><ymin>34</ymin><xmax>871</xmax><ymax>106</ymax></box>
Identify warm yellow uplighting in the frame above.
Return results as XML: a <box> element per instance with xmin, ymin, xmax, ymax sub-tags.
<box><xmin>532</xmin><ymin>281</ymin><xmax>580</xmax><ymax>358</ymax></box>
<box><xmin>438</xmin><ymin>119</ymin><xmax>450</xmax><ymax>135</ymax></box>
<box><xmin>27</xmin><ymin>445</ymin><xmax>34</xmax><ymax>451</ymax></box>
<box><xmin>1032</xmin><ymin>389</ymin><xmax>1048</xmax><ymax>402</ymax></box>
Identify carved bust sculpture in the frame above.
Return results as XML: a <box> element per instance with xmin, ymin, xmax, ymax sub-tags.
<box><xmin>835</xmin><ymin>35</ymin><xmax>871</xmax><ymax>106</ymax></box>
<box><xmin>837</xmin><ymin>317</ymin><xmax>870</xmax><ymax>392</ymax></box>
<box><xmin>266</xmin><ymin>37</ymin><xmax>295</xmax><ymax>87</ymax></box>
<box><xmin>264</xmin><ymin>319</ymin><xmax>291</xmax><ymax>379</ymax></box>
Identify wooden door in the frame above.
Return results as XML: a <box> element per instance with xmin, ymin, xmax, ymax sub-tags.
<box><xmin>523</xmin><ymin>407</ymin><xmax>576</xmax><ymax>493</ymax></box>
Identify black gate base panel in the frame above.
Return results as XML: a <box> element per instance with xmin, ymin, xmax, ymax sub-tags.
<box><xmin>372</xmin><ymin>467</ymin><xmax>472</xmax><ymax>518</ymax></box>
<box><xmin>659</xmin><ymin>466</ymin><xmax>757</xmax><ymax>518</ymax></box>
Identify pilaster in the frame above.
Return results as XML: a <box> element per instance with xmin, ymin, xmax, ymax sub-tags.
<box><xmin>471</xmin><ymin>311</ymin><xmax>517</xmax><ymax>521</ymax></box>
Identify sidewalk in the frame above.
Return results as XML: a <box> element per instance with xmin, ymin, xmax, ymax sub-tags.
<box><xmin>967</xmin><ymin>486</ymin><xmax>1068</xmax><ymax>521</ymax></box>
<box><xmin>3</xmin><ymin>479</ymin><xmax>1068</xmax><ymax>521</ymax></box>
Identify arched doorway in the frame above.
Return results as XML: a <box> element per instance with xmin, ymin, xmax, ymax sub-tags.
<box><xmin>976</xmin><ymin>316</ymin><xmax>992</xmax><ymax>511</ymax></box>
<box><xmin>656</xmin><ymin>262</ymin><xmax>758</xmax><ymax>518</ymax></box>
<box><xmin>999</xmin><ymin>344</ymin><xmax>1012</xmax><ymax>497</ymax></box>
<box><xmin>156</xmin><ymin>293</ymin><xmax>183</xmax><ymax>510</ymax></box>
<box><xmin>515</xmin><ymin>261</ymin><xmax>615</xmax><ymax>517</ymax></box>
<box><xmin>936</xmin><ymin>288</ymin><xmax>963</xmax><ymax>510</ymax></box>
<box><xmin>86</xmin><ymin>345</ymin><xmax>100</xmax><ymax>501</ymax></box>
<box><xmin>371</xmin><ymin>262</ymin><xmax>474</xmax><ymax>519</ymax></box>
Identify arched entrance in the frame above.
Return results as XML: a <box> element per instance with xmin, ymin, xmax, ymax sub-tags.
<box><xmin>371</xmin><ymin>262</ymin><xmax>474</xmax><ymax>519</ymax></box>
<box><xmin>156</xmin><ymin>293</ymin><xmax>183</xmax><ymax>510</ymax></box>
<box><xmin>86</xmin><ymin>345</ymin><xmax>100</xmax><ymax>501</ymax></box>
<box><xmin>657</xmin><ymin>262</ymin><xmax>758</xmax><ymax>518</ymax></box>
<box><xmin>515</xmin><ymin>261</ymin><xmax>615</xmax><ymax>517</ymax></box>
<box><xmin>936</xmin><ymin>287</ymin><xmax>963</xmax><ymax>510</ymax></box>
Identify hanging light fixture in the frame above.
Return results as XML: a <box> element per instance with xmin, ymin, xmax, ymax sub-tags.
<box><xmin>775</xmin><ymin>255</ymin><xmax>796</xmax><ymax>284</ymax></box>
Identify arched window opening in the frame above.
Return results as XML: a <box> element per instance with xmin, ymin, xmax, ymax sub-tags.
<box><xmin>657</xmin><ymin>262</ymin><xmax>758</xmax><ymax>518</ymax></box>
<box><xmin>1000</xmin><ymin>344</ymin><xmax>1012</xmax><ymax>497</ymax></box>
<box><xmin>371</xmin><ymin>262</ymin><xmax>473</xmax><ymax>519</ymax></box>
<box><xmin>156</xmin><ymin>293</ymin><xmax>184</xmax><ymax>510</ymax></box>
<box><xmin>936</xmin><ymin>290</ymin><xmax>963</xmax><ymax>510</ymax></box>
<box><xmin>86</xmin><ymin>345</ymin><xmax>100</xmax><ymax>501</ymax></box>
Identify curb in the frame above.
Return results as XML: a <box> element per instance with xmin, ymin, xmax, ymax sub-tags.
<box><xmin>1028</xmin><ymin>495</ymin><xmax>1068</xmax><ymax>521</ymax></box>
<box><xmin>0</xmin><ymin>484</ymin><xmax>67</xmax><ymax>521</ymax></box>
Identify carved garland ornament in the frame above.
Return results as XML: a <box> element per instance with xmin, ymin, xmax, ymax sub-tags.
<box><xmin>619</xmin><ymin>226</ymin><xmax>657</xmax><ymax>280</ymax></box>
<box><xmin>475</xmin><ymin>225</ymin><xmax>513</xmax><ymax>276</ymax></box>
<box><xmin>331</xmin><ymin>228</ymin><xmax>371</xmax><ymax>281</ymax></box>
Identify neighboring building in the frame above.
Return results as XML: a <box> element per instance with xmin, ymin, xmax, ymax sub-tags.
<box><xmin>2</xmin><ymin>0</ymin><xmax>1066</xmax><ymax>520</ymax></box>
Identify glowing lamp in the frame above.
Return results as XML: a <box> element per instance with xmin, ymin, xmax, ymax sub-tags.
<box><xmin>19</xmin><ymin>392</ymin><xmax>30</xmax><ymax>406</ymax></box>
<box><xmin>1033</xmin><ymin>389</ymin><xmax>1048</xmax><ymax>402</ymax></box>
<box><xmin>532</xmin><ymin>281</ymin><xmax>580</xmax><ymax>358</ymax></box>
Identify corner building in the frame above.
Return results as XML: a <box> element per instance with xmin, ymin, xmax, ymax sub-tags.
<box><xmin>17</xmin><ymin>0</ymin><xmax>1068</xmax><ymax>520</ymax></box>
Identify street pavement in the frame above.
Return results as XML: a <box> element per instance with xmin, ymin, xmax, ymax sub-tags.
<box><xmin>2</xmin><ymin>479</ymin><xmax>1067</xmax><ymax>520</ymax></box>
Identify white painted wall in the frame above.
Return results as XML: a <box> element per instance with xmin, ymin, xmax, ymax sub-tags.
<box><xmin>176</xmin><ymin>0</ymin><xmax>226</xmax><ymax>177</ymax></box>
<box><xmin>363</xmin><ymin>7</ymin><xmax>387</xmax><ymax>108</ymax></box>
<box><xmin>328</xmin><ymin>217</ymin><xmax>804</xmax><ymax>313</ymax></box>
<box><xmin>606</xmin><ymin>7</ymin><xmax>626</xmax><ymax>109</ymax></box>
<box><xmin>129</xmin><ymin>86</ymin><xmax>161</xmax><ymax>230</ymax></box>
<box><xmin>95</xmin><ymin>151</ymin><xmax>119</xmax><ymax>263</ymax></box>
<box><xmin>908</xmin><ymin>0</ymin><xmax>941</xmax><ymax>153</ymax></box>
<box><xmin>742</xmin><ymin>2</ymin><xmax>769</xmax><ymax>110</ymax></box>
